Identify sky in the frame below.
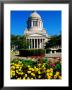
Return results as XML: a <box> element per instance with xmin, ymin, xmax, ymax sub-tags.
<box><xmin>11</xmin><ymin>10</ymin><xmax>61</xmax><ymax>36</ymax></box>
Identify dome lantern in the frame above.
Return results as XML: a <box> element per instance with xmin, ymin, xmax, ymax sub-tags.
<box><xmin>29</xmin><ymin>11</ymin><xmax>41</xmax><ymax>19</ymax></box>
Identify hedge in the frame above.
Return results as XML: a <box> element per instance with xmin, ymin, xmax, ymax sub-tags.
<box><xmin>56</xmin><ymin>49</ymin><xmax>61</xmax><ymax>52</ymax></box>
<box><xmin>19</xmin><ymin>49</ymin><xmax>45</xmax><ymax>56</ymax></box>
<box><xmin>46</xmin><ymin>49</ymin><xmax>51</xmax><ymax>53</ymax></box>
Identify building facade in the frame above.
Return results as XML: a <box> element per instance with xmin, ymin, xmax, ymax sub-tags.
<box><xmin>24</xmin><ymin>11</ymin><xmax>48</xmax><ymax>49</ymax></box>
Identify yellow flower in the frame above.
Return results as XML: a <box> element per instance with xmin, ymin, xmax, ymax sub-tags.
<box><xmin>31</xmin><ymin>73</ymin><xmax>35</xmax><ymax>77</ymax></box>
<box><xmin>17</xmin><ymin>77</ymin><xmax>21</xmax><ymax>80</ymax></box>
<box><xmin>31</xmin><ymin>68</ymin><xmax>34</xmax><ymax>71</ymax></box>
<box><xmin>16</xmin><ymin>70</ymin><xmax>18</xmax><ymax>73</ymax></box>
<box><xmin>38</xmin><ymin>71</ymin><xmax>41</xmax><ymax>74</ymax></box>
<box><xmin>11</xmin><ymin>66</ymin><xmax>15</xmax><ymax>69</ymax></box>
<box><xmin>18</xmin><ymin>68</ymin><xmax>21</xmax><ymax>71</ymax></box>
<box><xmin>42</xmin><ymin>65</ymin><xmax>45</xmax><ymax>68</ymax></box>
<box><xmin>29</xmin><ymin>68</ymin><xmax>32</xmax><ymax>70</ymax></box>
<box><xmin>46</xmin><ymin>73</ymin><xmax>49</xmax><ymax>76</ymax></box>
<box><xmin>48</xmin><ymin>75</ymin><xmax>51</xmax><ymax>79</ymax></box>
<box><xmin>16</xmin><ymin>66</ymin><xmax>19</xmax><ymax>69</ymax></box>
<box><xmin>49</xmin><ymin>72</ymin><xmax>53</xmax><ymax>76</ymax></box>
<box><xmin>27</xmin><ymin>77</ymin><xmax>30</xmax><ymax>79</ymax></box>
<box><xmin>31</xmin><ymin>78</ymin><xmax>34</xmax><ymax>80</ymax></box>
<box><xmin>27</xmin><ymin>71</ymin><xmax>31</xmax><ymax>74</ymax></box>
<box><xmin>46</xmin><ymin>69</ymin><xmax>50</xmax><ymax>73</ymax></box>
<box><xmin>20</xmin><ymin>72</ymin><xmax>23</xmax><ymax>75</ymax></box>
<box><xmin>19</xmin><ymin>66</ymin><xmax>22</xmax><ymax>69</ymax></box>
<box><xmin>10</xmin><ymin>71</ymin><xmax>15</xmax><ymax>76</ymax></box>
<box><xmin>38</xmin><ymin>64</ymin><xmax>41</xmax><ymax>67</ymax></box>
<box><xmin>15</xmin><ymin>64</ymin><xmax>19</xmax><ymax>67</ymax></box>
<box><xmin>34</xmin><ymin>68</ymin><xmax>38</xmax><ymax>72</ymax></box>
<box><xmin>54</xmin><ymin>75</ymin><xmax>57</xmax><ymax>79</ymax></box>
<box><xmin>15</xmin><ymin>64</ymin><xmax>20</xmax><ymax>69</ymax></box>
<box><xmin>50</xmin><ymin>68</ymin><xmax>53</xmax><ymax>72</ymax></box>
<box><xmin>38</xmin><ymin>75</ymin><xmax>41</xmax><ymax>78</ymax></box>
<box><xmin>34</xmin><ymin>66</ymin><xmax>36</xmax><ymax>69</ymax></box>
<box><xmin>25</xmin><ymin>74</ymin><xmax>27</xmax><ymax>77</ymax></box>
<box><xmin>28</xmin><ymin>65</ymin><xmax>30</xmax><ymax>68</ymax></box>
<box><xmin>56</xmin><ymin>71</ymin><xmax>60</xmax><ymax>76</ymax></box>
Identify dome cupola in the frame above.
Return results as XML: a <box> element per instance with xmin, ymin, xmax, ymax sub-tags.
<box><xmin>27</xmin><ymin>11</ymin><xmax>43</xmax><ymax>31</ymax></box>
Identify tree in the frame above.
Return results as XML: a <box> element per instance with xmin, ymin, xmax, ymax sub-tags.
<box><xmin>45</xmin><ymin>34</ymin><xmax>61</xmax><ymax>49</ymax></box>
<box><xmin>18</xmin><ymin>35</ymin><xmax>30</xmax><ymax>49</ymax></box>
<box><xmin>11</xmin><ymin>34</ymin><xmax>20</xmax><ymax>50</ymax></box>
<box><xmin>11</xmin><ymin>34</ymin><xmax>30</xmax><ymax>50</ymax></box>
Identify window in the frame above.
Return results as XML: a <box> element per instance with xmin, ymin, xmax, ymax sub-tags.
<box><xmin>33</xmin><ymin>21</ymin><xmax>38</xmax><ymax>26</ymax></box>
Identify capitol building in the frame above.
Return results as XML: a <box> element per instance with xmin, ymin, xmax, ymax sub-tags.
<box><xmin>24</xmin><ymin>11</ymin><xmax>48</xmax><ymax>49</ymax></box>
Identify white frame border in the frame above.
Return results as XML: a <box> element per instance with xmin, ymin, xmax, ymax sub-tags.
<box><xmin>4</xmin><ymin>4</ymin><xmax>69</xmax><ymax>87</ymax></box>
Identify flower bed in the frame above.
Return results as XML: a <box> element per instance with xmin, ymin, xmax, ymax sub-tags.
<box><xmin>10</xmin><ymin>58</ymin><xmax>62</xmax><ymax>79</ymax></box>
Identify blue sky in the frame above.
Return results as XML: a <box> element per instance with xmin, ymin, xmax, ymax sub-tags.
<box><xmin>11</xmin><ymin>11</ymin><xmax>61</xmax><ymax>36</ymax></box>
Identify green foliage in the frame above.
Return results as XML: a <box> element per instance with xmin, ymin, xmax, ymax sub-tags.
<box><xmin>43</xmin><ymin>58</ymin><xmax>48</xmax><ymax>63</ymax></box>
<box><xmin>46</xmin><ymin>48</ymin><xmax>51</xmax><ymax>53</ymax></box>
<box><xmin>11</xmin><ymin>34</ymin><xmax>30</xmax><ymax>50</ymax></box>
<box><xmin>11</xmin><ymin>59</ymin><xmax>37</xmax><ymax>67</ymax></box>
<box><xmin>45</xmin><ymin>34</ymin><xmax>61</xmax><ymax>49</ymax></box>
<box><xmin>56</xmin><ymin>49</ymin><xmax>61</xmax><ymax>52</ymax></box>
<box><xmin>21</xmin><ymin>60</ymin><xmax>37</xmax><ymax>67</ymax></box>
<box><xmin>55</xmin><ymin>63</ymin><xmax>61</xmax><ymax>72</ymax></box>
<box><xmin>18</xmin><ymin>35</ymin><xmax>29</xmax><ymax>49</ymax></box>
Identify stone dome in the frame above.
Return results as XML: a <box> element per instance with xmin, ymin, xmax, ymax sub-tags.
<box><xmin>29</xmin><ymin>11</ymin><xmax>41</xmax><ymax>19</ymax></box>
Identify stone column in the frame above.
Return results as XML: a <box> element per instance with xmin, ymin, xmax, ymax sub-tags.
<box><xmin>54</xmin><ymin>50</ymin><xmax>56</xmax><ymax>54</ymax></box>
<box><xmin>29</xmin><ymin>39</ymin><xmax>30</xmax><ymax>49</ymax></box>
<box><xmin>39</xmin><ymin>39</ymin><xmax>40</xmax><ymax>48</ymax></box>
<box><xmin>31</xmin><ymin>21</ymin><xmax>33</xmax><ymax>27</ymax></box>
<box><xmin>50</xmin><ymin>50</ymin><xmax>52</xmax><ymax>54</ymax></box>
<box><xmin>37</xmin><ymin>39</ymin><xmax>38</xmax><ymax>49</ymax></box>
<box><xmin>38</xmin><ymin>39</ymin><xmax>39</xmax><ymax>48</ymax></box>
<box><xmin>41</xmin><ymin>39</ymin><xmax>42</xmax><ymax>48</ymax></box>
<box><xmin>39</xmin><ymin>39</ymin><xmax>41</xmax><ymax>48</ymax></box>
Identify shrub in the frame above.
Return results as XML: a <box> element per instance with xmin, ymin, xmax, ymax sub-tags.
<box><xmin>46</xmin><ymin>48</ymin><xmax>51</xmax><ymax>53</ymax></box>
<box><xmin>56</xmin><ymin>49</ymin><xmax>61</xmax><ymax>52</ymax></box>
<box><xmin>19</xmin><ymin>49</ymin><xmax>45</xmax><ymax>56</ymax></box>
